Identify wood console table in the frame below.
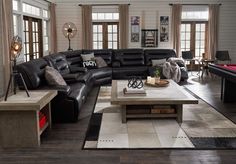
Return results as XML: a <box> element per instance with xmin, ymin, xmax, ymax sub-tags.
<box><xmin>0</xmin><ymin>91</ymin><xmax>57</xmax><ymax>148</ymax></box>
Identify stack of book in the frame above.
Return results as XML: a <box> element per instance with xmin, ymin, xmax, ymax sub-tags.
<box><xmin>151</xmin><ymin>105</ymin><xmax>175</xmax><ymax>114</ymax></box>
<box><xmin>123</xmin><ymin>87</ymin><xmax>146</xmax><ymax>95</ymax></box>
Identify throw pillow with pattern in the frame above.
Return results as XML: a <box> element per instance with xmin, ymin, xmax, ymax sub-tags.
<box><xmin>45</xmin><ymin>66</ymin><xmax>67</xmax><ymax>86</ymax></box>
<box><xmin>95</xmin><ymin>56</ymin><xmax>108</xmax><ymax>68</ymax></box>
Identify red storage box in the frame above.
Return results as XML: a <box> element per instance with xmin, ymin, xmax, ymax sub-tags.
<box><xmin>39</xmin><ymin>112</ymin><xmax>47</xmax><ymax>129</ymax></box>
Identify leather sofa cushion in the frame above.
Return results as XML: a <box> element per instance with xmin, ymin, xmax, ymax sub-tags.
<box><xmin>112</xmin><ymin>66</ymin><xmax>148</xmax><ymax>79</ymax></box>
<box><xmin>44</xmin><ymin>54</ymin><xmax>70</xmax><ymax>75</ymax></box>
<box><xmin>16</xmin><ymin>58</ymin><xmax>48</xmax><ymax>89</ymax></box>
<box><xmin>39</xmin><ymin>85</ymin><xmax>71</xmax><ymax>95</ymax></box>
<box><xmin>113</xmin><ymin>49</ymin><xmax>145</xmax><ymax>66</ymax></box>
<box><xmin>45</xmin><ymin>66</ymin><xmax>67</xmax><ymax>86</ymax></box>
<box><xmin>83</xmin><ymin>49</ymin><xmax>113</xmax><ymax>66</ymax></box>
<box><xmin>144</xmin><ymin>49</ymin><xmax>177</xmax><ymax>66</ymax></box>
<box><xmin>69</xmin><ymin>66</ymin><xmax>87</xmax><ymax>73</ymax></box>
<box><xmin>61</xmin><ymin>50</ymin><xmax>83</xmax><ymax>67</ymax></box>
<box><xmin>67</xmin><ymin>82</ymin><xmax>87</xmax><ymax>108</ymax></box>
<box><xmin>62</xmin><ymin>72</ymin><xmax>93</xmax><ymax>84</ymax></box>
<box><xmin>89</xmin><ymin>67</ymin><xmax>112</xmax><ymax>79</ymax></box>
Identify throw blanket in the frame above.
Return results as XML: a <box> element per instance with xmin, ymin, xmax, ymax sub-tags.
<box><xmin>162</xmin><ymin>61</ymin><xmax>181</xmax><ymax>83</ymax></box>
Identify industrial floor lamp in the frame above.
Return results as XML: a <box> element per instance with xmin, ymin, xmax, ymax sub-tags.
<box><xmin>4</xmin><ymin>36</ymin><xmax>30</xmax><ymax>101</ymax></box>
<box><xmin>62</xmin><ymin>22</ymin><xmax>77</xmax><ymax>51</ymax></box>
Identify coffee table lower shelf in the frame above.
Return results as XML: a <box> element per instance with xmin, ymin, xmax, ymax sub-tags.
<box><xmin>126</xmin><ymin>114</ymin><xmax>178</xmax><ymax>118</ymax></box>
<box><xmin>121</xmin><ymin>104</ymin><xmax>183</xmax><ymax>123</ymax></box>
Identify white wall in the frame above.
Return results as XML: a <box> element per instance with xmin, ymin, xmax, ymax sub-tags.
<box><xmin>56</xmin><ymin>3</ymin><xmax>81</xmax><ymax>51</ymax></box>
<box><xmin>54</xmin><ymin>0</ymin><xmax>236</xmax><ymax>62</ymax></box>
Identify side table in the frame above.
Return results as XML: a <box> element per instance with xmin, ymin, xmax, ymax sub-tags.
<box><xmin>0</xmin><ymin>90</ymin><xmax>57</xmax><ymax>148</ymax></box>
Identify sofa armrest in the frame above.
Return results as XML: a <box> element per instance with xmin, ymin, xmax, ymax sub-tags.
<box><xmin>69</xmin><ymin>66</ymin><xmax>87</xmax><ymax>73</ymax></box>
<box><xmin>39</xmin><ymin>85</ymin><xmax>71</xmax><ymax>94</ymax></box>
<box><xmin>112</xmin><ymin>61</ymin><xmax>120</xmax><ymax>68</ymax></box>
<box><xmin>62</xmin><ymin>72</ymin><xmax>92</xmax><ymax>84</ymax></box>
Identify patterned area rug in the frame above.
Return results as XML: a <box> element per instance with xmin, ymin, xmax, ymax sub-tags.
<box><xmin>83</xmin><ymin>86</ymin><xmax>236</xmax><ymax>149</ymax></box>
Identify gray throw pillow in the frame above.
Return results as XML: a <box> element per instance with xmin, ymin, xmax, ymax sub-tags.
<box><xmin>152</xmin><ymin>59</ymin><xmax>166</xmax><ymax>66</ymax></box>
<box><xmin>81</xmin><ymin>53</ymin><xmax>94</xmax><ymax>61</ymax></box>
<box><xmin>45</xmin><ymin>66</ymin><xmax>67</xmax><ymax>86</ymax></box>
<box><xmin>95</xmin><ymin>56</ymin><xmax>108</xmax><ymax>68</ymax></box>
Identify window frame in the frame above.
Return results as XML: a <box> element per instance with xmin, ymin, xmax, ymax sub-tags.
<box><xmin>23</xmin><ymin>16</ymin><xmax>43</xmax><ymax>62</ymax></box>
<box><xmin>181</xmin><ymin>21</ymin><xmax>208</xmax><ymax>62</ymax></box>
<box><xmin>93</xmin><ymin>22</ymin><xmax>119</xmax><ymax>49</ymax></box>
<box><xmin>12</xmin><ymin>0</ymin><xmax>50</xmax><ymax>61</ymax></box>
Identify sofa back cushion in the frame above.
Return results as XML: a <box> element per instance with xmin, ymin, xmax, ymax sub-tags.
<box><xmin>16</xmin><ymin>58</ymin><xmax>48</xmax><ymax>89</ymax></box>
<box><xmin>144</xmin><ymin>49</ymin><xmax>177</xmax><ymax>66</ymax></box>
<box><xmin>44</xmin><ymin>53</ymin><xmax>70</xmax><ymax>75</ymax></box>
<box><xmin>82</xmin><ymin>49</ymin><xmax>113</xmax><ymax>66</ymax></box>
<box><xmin>61</xmin><ymin>50</ymin><xmax>83</xmax><ymax>67</ymax></box>
<box><xmin>113</xmin><ymin>49</ymin><xmax>145</xmax><ymax>66</ymax></box>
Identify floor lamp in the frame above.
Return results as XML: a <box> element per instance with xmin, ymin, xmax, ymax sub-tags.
<box><xmin>62</xmin><ymin>22</ymin><xmax>77</xmax><ymax>51</ymax></box>
<box><xmin>4</xmin><ymin>36</ymin><xmax>30</xmax><ymax>101</ymax></box>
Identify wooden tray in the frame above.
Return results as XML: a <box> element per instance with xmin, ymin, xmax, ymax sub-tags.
<box><xmin>145</xmin><ymin>79</ymin><xmax>169</xmax><ymax>87</ymax></box>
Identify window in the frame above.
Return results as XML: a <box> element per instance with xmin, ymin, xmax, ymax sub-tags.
<box><xmin>43</xmin><ymin>21</ymin><xmax>49</xmax><ymax>52</ymax></box>
<box><xmin>43</xmin><ymin>10</ymin><xmax>49</xmax><ymax>18</ymax></box>
<box><xmin>12</xmin><ymin>0</ymin><xmax>50</xmax><ymax>59</ymax></box>
<box><xmin>23</xmin><ymin>3</ymin><xmax>40</xmax><ymax>16</ymax></box>
<box><xmin>195</xmin><ymin>23</ymin><xmax>206</xmax><ymax>59</ymax></box>
<box><xmin>92</xmin><ymin>8</ymin><xmax>119</xmax><ymax>49</ymax></box>
<box><xmin>13</xmin><ymin>0</ymin><xmax>19</xmax><ymax>11</ymax></box>
<box><xmin>93</xmin><ymin>22</ymin><xmax>119</xmax><ymax>49</ymax></box>
<box><xmin>23</xmin><ymin>16</ymin><xmax>43</xmax><ymax>62</ymax></box>
<box><xmin>13</xmin><ymin>14</ymin><xmax>19</xmax><ymax>35</ymax></box>
<box><xmin>180</xmin><ymin>5</ymin><xmax>209</xmax><ymax>62</ymax></box>
<box><xmin>92</xmin><ymin>13</ymin><xmax>119</xmax><ymax>20</ymax></box>
<box><xmin>181</xmin><ymin>23</ymin><xmax>191</xmax><ymax>52</ymax></box>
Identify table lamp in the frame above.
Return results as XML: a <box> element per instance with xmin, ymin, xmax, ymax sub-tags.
<box><xmin>4</xmin><ymin>36</ymin><xmax>30</xmax><ymax>101</ymax></box>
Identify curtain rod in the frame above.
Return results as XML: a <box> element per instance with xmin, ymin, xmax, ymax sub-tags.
<box><xmin>78</xmin><ymin>4</ymin><xmax>130</xmax><ymax>6</ymax></box>
<box><xmin>169</xmin><ymin>3</ymin><xmax>222</xmax><ymax>6</ymax></box>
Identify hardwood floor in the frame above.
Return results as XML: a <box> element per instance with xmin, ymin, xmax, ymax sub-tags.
<box><xmin>1</xmin><ymin>75</ymin><xmax>236</xmax><ymax>164</ymax></box>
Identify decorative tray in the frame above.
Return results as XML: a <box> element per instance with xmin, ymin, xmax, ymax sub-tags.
<box><xmin>145</xmin><ymin>79</ymin><xmax>169</xmax><ymax>87</ymax></box>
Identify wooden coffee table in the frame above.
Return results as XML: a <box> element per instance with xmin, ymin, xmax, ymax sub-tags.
<box><xmin>111</xmin><ymin>80</ymin><xmax>198</xmax><ymax>123</ymax></box>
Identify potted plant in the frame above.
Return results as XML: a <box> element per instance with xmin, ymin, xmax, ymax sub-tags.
<box><xmin>154</xmin><ymin>68</ymin><xmax>161</xmax><ymax>83</ymax></box>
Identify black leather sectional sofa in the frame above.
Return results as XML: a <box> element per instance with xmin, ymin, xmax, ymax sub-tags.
<box><xmin>16</xmin><ymin>49</ymin><xmax>188</xmax><ymax>123</ymax></box>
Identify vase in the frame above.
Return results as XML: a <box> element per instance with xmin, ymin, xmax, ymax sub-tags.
<box><xmin>155</xmin><ymin>77</ymin><xmax>160</xmax><ymax>83</ymax></box>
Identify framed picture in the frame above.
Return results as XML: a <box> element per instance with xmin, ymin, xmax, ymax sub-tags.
<box><xmin>131</xmin><ymin>16</ymin><xmax>140</xmax><ymax>42</ymax></box>
<box><xmin>141</xmin><ymin>29</ymin><xmax>158</xmax><ymax>47</ymax></box>
<box><xmin>160</xmin><ymin>16</ymin><xmax>169</xmax><ymax>42</ymax></box>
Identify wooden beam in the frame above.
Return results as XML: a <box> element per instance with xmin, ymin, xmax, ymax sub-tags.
<box><xmin>169</xmin><ymin>3</ymin><xmax>222</xmax><ymax>6</ymax></box>
<box><xmin>78</xmin><ymin>4</ymin><xmax>130</xmax><ymax>6</ymax></box>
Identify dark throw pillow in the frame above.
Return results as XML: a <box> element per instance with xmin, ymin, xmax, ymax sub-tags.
<box><xmin>95</xmin><ymin>56</ymin><xmax>108</xmax><ymax>68</ymax></box>
<box><xmin>82</xmin><ymin>60</ymin><xmax>97</xmax><ymax>69</ymax></box>
<box><xmin>45</xmin><ymin>66</ymin><xmax>67</xmax><ymax>86</ymax></box>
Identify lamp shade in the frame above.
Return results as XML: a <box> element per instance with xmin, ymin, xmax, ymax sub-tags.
<box><xmin>11</xmin><ymin>35</ymin><xmax>22</xmax><ymax>59</ymax></box>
